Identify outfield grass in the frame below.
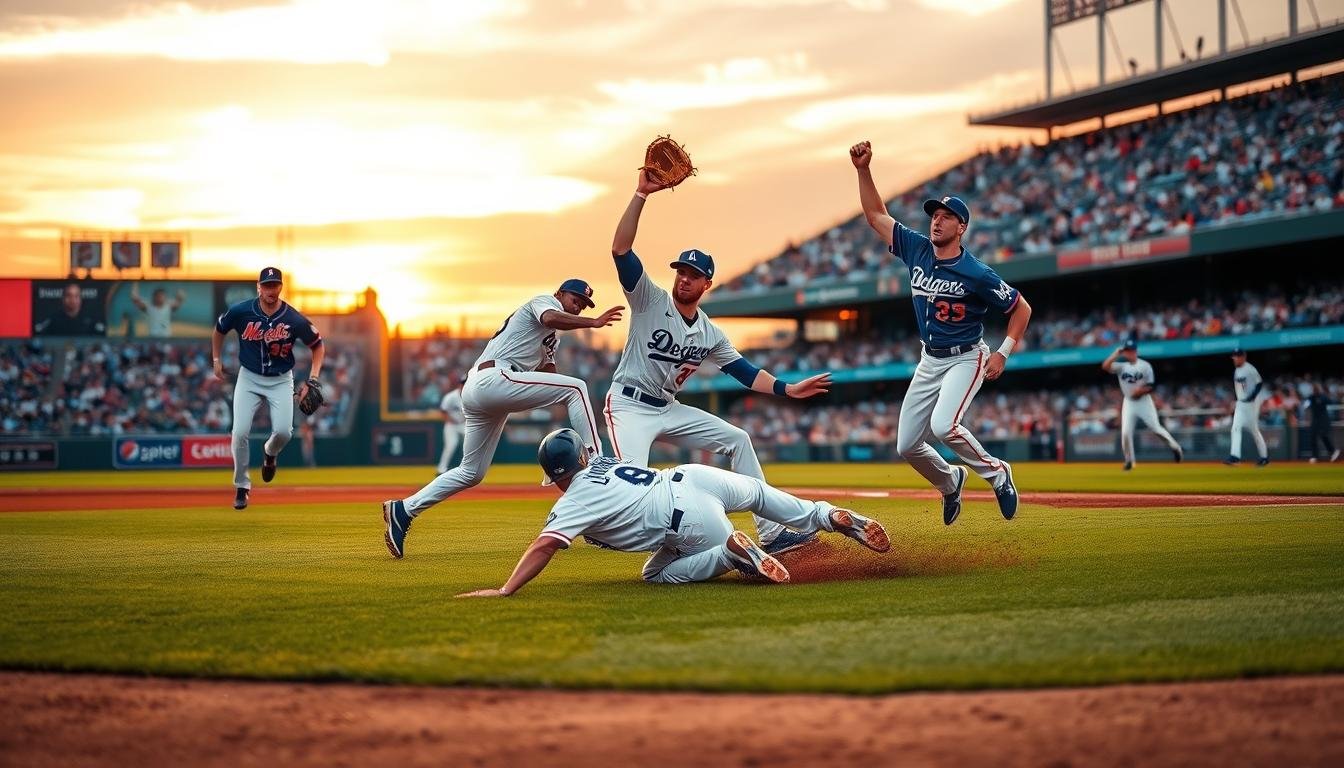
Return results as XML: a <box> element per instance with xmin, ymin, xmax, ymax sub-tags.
<box><xmin>2</xmin><ymin>470</ymin><xmax>1342</xmax><ymax>693</ymax></box>
<box><xmin>2</xmin><ymin>461</ymin><xmax>1341</xmax><ymax>494</ymax></box>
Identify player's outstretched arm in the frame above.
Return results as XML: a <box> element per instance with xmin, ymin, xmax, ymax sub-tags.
<box><xmin>985</xmin><ymin>296</ymin><xmax>1032</xmax><ymax>381</ymax></box>
<box><xmin>456</xmin><ymin>536</ymin><xmax>564</xmax><ymax>598</ymax></box>
<box><xmin>129</xmin><ymin>284</ymin><xmax>147</xmax><ymax>312</ymax></box>
<box><xmin>850</xmin><ymin>141</ymin><xmax>895</xmax><ymax>246</ymax></box>
<box><xmin>540</xmin><ymin>305</ymin><xmax>625</xmax><ymax>331</ymax></box>
<box><xmin>1100</xmin><ymin>347</ymin><xmax>1122</xmax><ymax>374</ymax></box>
<box><xmin>612</xmin><ymin>170</ymin><xmax>669</xmax><ymax>256</ymax></box>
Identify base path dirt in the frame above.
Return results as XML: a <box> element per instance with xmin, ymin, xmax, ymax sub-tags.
<box><xmin>1</xmin><ymin>672</ymin><xmax>1341</xmax><ymax>767</ymax></box>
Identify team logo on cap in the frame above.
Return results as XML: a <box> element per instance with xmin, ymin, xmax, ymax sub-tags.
<box><xmin>686</xmin><ymin>252</ymin><xmax>697</xmax><ymax>261</ymax></box>
<box><xmin>943</xmin><ymin>196</ymin><xmax>952</xmax><ymax>203</ymax></box>
<box><xmin>585</xmin><ymin>286</ymin><xmax>592</xmax><ymax>296</ymax></box>
<box><xmin>265</xmin><ymin>269</ymin><xmax>278</xmax><ymax>279</ymax></box>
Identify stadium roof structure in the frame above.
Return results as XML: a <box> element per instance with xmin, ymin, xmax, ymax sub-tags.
<box><xmin>970</xmin><ymin>19</ymin><xmax>1344</xmax><ymax>129</ymax></box>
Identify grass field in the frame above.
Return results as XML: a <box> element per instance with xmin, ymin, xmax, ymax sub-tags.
<box><xmin>2</xmin><ymin>463</ymin><xmax>1342</xmax><ymax>694</ymax></box>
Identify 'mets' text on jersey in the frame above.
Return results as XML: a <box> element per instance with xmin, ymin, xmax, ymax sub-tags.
<box><xmin>890</xmin><ymin>222</ymin><xmax>1020</xmax><ymax>347</ymax></box>
<box><xmin>216</xmin><ymin>299</ymin><xmax>323</xmax><ymax>376</ymax></box>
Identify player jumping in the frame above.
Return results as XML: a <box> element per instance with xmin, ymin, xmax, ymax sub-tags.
<box><xmin>455</xmin><ymin>428</ymin><xmax>890</xmax><ymax>597</ymax></box>
<box><xmin>603</xmin><ymin>168</ymin><xmax>833</xmax><ymax>555</ymax></box>
<box><xmin>851</xmin><ymin>141</ymin><xmax>1032</xmax><ymax>525</ymax></box>
<box><xmin>381</xmin><ymin>279</ymin><xmax>623</xmax><ymax>559</ymax></box>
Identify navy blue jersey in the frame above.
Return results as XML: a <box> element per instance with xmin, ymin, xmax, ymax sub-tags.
<box><xmin>890</xmin><ymin>222</ymin><xmax>1020</xmax><ymax>347</ymax></box>
<box><xmin>215</xmin><ymin>299</ymin><xmax>322</xmax><ymax>376</ymax></box>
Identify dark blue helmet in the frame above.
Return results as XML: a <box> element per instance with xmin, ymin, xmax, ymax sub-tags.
<box><xmin>538</xmin><ymin>428</ymin><xmax>588</xmax><ymax>486</ymax></box>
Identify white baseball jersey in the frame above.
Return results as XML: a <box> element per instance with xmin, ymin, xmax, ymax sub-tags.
<box><xmin>439</xmin><ymin>389</ymin><xmax>464</xmax><ymax>421</ymax></box>
<box><xmin>1234</xmin><ymin>362</ymin><xmax>1263</xmax><ymax>402</ymax></box>
<box><xmin>1113</xmin><ymin>359</ymin><xmax>1156</xmax><ymax>398</ymax></box>
<box><xmin>611</xmin><ymin>266</ymin><xmax>740</xmax><ymax>399</ymax></box>
<box><xmin>144</xmin><ymin>303</ymin><xmax>173</xmax><ymax>337</ymax></box>
<box><xmin>540</xmin><ymin>457</ymin><xmax>675</xmax><ymax>552</ymax></box>
<box><xmin>474</xmin><ymin>295</ymin><xmax>562</xmax><ymax>372</ymax></box>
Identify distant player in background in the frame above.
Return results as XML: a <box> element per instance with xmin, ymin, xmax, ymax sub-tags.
<box><xmin>851</xmin><ymin>140</ymin><xmax>1031</xmax><ymax>526</ymax></box>
<box><xmin>1303</xmin><ymin>381</ymin><xmax>1341</xmax><ymax>463</ymax></box>
<box><xmin>130</xmin><ymin>284</ymin><xmax>186</xmax><ymax>338</ymax></box>
<box><xmin>381</xmin><ymin>280</ymin><xmax>623</xmax><ymax>559</ymax></box>
<box><xmin>605</xmin><ymin>167</ymin><xmax>833</xmax><ymax>554</ymax></box>
<box><xmin>1100</xmin><ymin>340</ymin><xmax>1183</xmax><ymax>471</ymax></box>
<box><xmin>455</xmin><ymin>428</ymin><xmax>890</xmax><ymax>597</ymax></box>
<box><xmin>1225</xmin><ymin>347</ymin><xmax>1269</xmax><ymax>466</ymax></box>
<box><xmin>213</xmin><ymin>267</ymin><xmax>325</xmax><ymax>510</ymax></box>
<box><xmin>436</xmin><ymin>376</ymin><xmax>464</xmax><ymax>474</ymax></box>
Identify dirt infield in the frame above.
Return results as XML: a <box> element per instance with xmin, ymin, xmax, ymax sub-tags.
<box><xmin>4</xmin><ymin>484</ymin><xmax>1342</xmax><ymax>513</ymax></box>
<box><xmin>2</xmin><ymin>671</ymin><xmax>1341</xmax><ymax>767</ymax></box>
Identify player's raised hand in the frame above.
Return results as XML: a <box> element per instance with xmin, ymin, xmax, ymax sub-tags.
<box><xmin>849</xmin><ymin>141</ymin><xmax>873</xmax><ymax>168</ymax></box>
<box><xmin>786</xmin><ymin>372</ymin><xmax>832</xmax><ymax>399</ymax></box>
<box><xmin>985</xmin><ymin>352</ymin><xmax>1007</xmax><ymax>381</ymax></box>
<box><xmin>636</xmin><ymin>169</ymin><xmax>671</xmax><ymax>196</ymax></box>
<box><xmin>455</xmin><ymin>588</ymin><xmax>508</xmax><ymax>598</ymax></box>
<box><xmin>593</xmin><ymin>305</ymin><xmax>625</xmax><ymax>328</ymax></box>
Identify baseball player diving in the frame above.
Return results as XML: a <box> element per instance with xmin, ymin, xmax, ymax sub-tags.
<box><xmin>603</xmin><ymin>168</ymin><xmax>833</xmax><ymax>555</ymax></box>
<box><xmin>455</xmin><ymin>428</ymin><xmax>891</xmax><ymax>597</ymax></box>
<box><xmin>1225</xmin><ymin>346</ymin><xmax>1269</xmax><ymax>466</ymax></box>
<box><xmin>1100</xmin><ymin>340</ymin><xmax>1184</xmax><ymax>470</ymax></box>
<box><xmin>212</xmin><ymin>267</ymin><xmax>325</xmax><ymax>510</ymax></box>
<box><xmin>382</xmin><ymin>280</ymin><xmax>623</xmax><ymax>559</ymax></box>
<box><xmin>851</xmin><ymin>141</ymin><xmax>1032</xmax><ymax>526</ymax></box>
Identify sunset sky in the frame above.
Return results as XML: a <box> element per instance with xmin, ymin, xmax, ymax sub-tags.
<box><xmin>2</xmin><ymin>0</ymin><xmax>1336</xmax><ymax>341</ymax></box>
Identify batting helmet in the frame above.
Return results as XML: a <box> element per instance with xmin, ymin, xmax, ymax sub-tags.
<box><xmin>538</xmin><ymin>428</ymin><xmax>588</xmax><ymax>486</ymax></box>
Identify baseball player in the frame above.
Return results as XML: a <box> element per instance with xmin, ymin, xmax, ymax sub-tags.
<box><xmin>602</xmin><ymin>169</ymin><xmax>833</xmax><ymax>555</ymax></box>
<box><xmin>1225</xmin><ymin>346</ymin><xmax>1269</xmax><ymax>466</ymax></box>
<box><xmin>435</xmin><ymin>376</ymin><xmax>465</xmax><ymax>474</ymax></box>
<box><xmin>130</xmin><ymin>284</ymin><xmax>186</xmax><ymax>337</ymax></box>
<box><xmin>1303</xmin><ymin>382</ymin><xmax>1341</xmax><ymax>463</ymax></box>
<box><xmin>382</xmin><ymin>279</ymin><xmax>623</xmax><ymax>558</ymax></box>
<box><xmin>455</xmin><ymin>428</ymin><xmax>890</xmax><ymax>597</ymax></box>
<box><xmin>851</xmin><ymin>141</ymin><xmax>1031</xmax><ymax>526</ymax></box>
<box><xmin>212</xmin><ymin>267</ymin><xmax>325</xmax><ymax>510</ymax></box>
<box><xmin>1100</xmin><ymin>340</ymin><xmax>1184</xmax><ymax>471</ymax></box>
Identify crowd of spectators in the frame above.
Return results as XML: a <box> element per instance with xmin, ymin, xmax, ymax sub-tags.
<box><xmin>0</xmin><ymin>338</ymin><xmax>362</xmax><ymax>437</ymax></box>
<box><xmin>722</xmin><ymin>73</ymin><xmax>1344</xmax><ymax>292</ymax></box>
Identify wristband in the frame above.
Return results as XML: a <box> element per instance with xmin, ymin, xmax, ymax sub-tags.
<box><xmin>635</xmin><ymin>191</ymin><xmax>648</xmax><ymax>200</ymax></box>
<box><xmin>773</xmin><ymin>379</ymin><xmax>788</xmax><ymax>397</ymax></box>
<box><xmin>997</xmin><ymin>337</ymin><xmax>1016</xmax><ymax>358</ymax></box>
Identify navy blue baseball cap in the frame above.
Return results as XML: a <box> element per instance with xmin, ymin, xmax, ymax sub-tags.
<box><xmin>922</xmin><ymin>195</ymin><xmax>971</xmax><ymax>225</ymax></box>
<box><xmin>1231</xmin><ymin>345</ymin><xmax>1246</xmax><ymax>356</ymax></box>
<box><xmin>258</xmin><ymin>266</ymin><xmax>283</xmax><ymax>284</ymax></box>
<box><xmin>669</xmin><ymin>248</ymin><xmax>715</xmax><ymax>279</ymax></box>
<box><xmin>1122</xmin><ymin>339</ymin><xmax>1138</xmax><ymax>350</ymax></box>
<box><xmin>558</xmin><ymin>278</ymin><xmax>595</xmax><ymax>308</ymax></box>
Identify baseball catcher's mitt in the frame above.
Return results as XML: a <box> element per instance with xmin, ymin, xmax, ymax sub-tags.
<box><xmin>297</xmin><ymin>378</ymin><xmax>325</xmax><ymax>416</ymax></box>
<box><xmin>640</xmin><ymin>135</ymin><xmax>696</xmax><ymax>189</ymax></box>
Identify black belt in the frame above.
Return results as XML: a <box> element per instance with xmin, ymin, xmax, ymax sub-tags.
<box><xmin>924</xmin><ymin>340</ymin><xmax>980</xmax><ymax>359</ymax></box>
<box><xmin>475</xmin><ymin>360</ymin><xmax>517</xmax><ymax>373</ymax></box>
<box><xmin>621</xmin><ymin>385</ymin><xmax>668</xmax><ymax>408</ymax></box>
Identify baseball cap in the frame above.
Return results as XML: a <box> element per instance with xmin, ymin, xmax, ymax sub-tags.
<box><xmin>258</xmin><ymin>266</ymin><xmax>283</xmax><ymax>284</ymax></box>
<box><xmin>558</xmin><ymin>278</ymin><xmax>595</xmax><ymax>308</ymax></box>
<box><xmin>1231</xmin><ymin>345</ymin><xmax>1246</xmax><ymax>356</ymax></box>
<box><xmin>923</xmin><ymin>195</ymin><xmax>971</xmax><ymax>225</ymax></box>
<box><xmin>668</xmin><ymin>248</ymin><xmax>715</xmax><ymax>279</ymax></box>
<box><xmin>1122</xmin><ymin>339</ymin><xmax>1138</xmax><ymax>351</ymax></box>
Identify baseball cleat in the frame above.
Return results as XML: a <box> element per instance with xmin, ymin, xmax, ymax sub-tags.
<box><xmin>262</xmin><ymin>453</ymin><xmax>277</xmax><ymax>483</ymax></box>
<box><xmin>762</xmin><ymin>528</ymin><xmax>818</xmax><ymax>555</ymax></box>
<box><xmin>942</xmin><ymin>465</ymin><xmax>967</xmax><ymax>525</ymax></box>
<box><xmin>1332</xmin><ymin>449</ymin><xmax>1341</xmax><ymax>463</ymax></box>
<box><xmin>725</xmin><ymin>530</ymin><xmax>789</xmax><ymax>584</ymax></box>
<box><xmin>1122</xmin><ymin>462</ymin><xmax>1133</xmax><ymax>471</ymax></box>
<box><xmin>382</xmin><ymin>499</ymin><xmax>413</xmax><ymax>559</ymax></box>
<box><xmin>994</xmin><ymin>461</ymin><xmax>1018</xmax><ymax>521</ymax></box>
<box><xmin>233</xmin><ymin>487</ymin><xmax>249</xmax><ymax>510</ymax></box>
<box><xmin>830</xmin><ymin>509</ymin><xmax>890</xmax><ymax>553</ymax></box>
<box><xmin>1256</xmin><ymin>457</ymin><xmax>1270</xmax><ymax>467</ymax></box>
<box><xmin>1224</xmin><ymin>455</ymin><xmax>1240</xmax><ymax>465</ymax></box>
<box><xmin>1172</xmin><ymin>447</ymin><xmax>1184</xmax><ymax>463</ymax></box>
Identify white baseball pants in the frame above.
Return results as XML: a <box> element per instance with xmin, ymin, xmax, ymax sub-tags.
<box><xmin>436</xmin><ymin>424</ymin><xmax>462</xmax><ymax>474</ymax></box>
<box><xmin>1120</xmin><ymin>394</ymin><xmax>1181</xmax><ymax>464</ymax></box>
<box><xmin>1230</xmin><ymin>400</ymin><xmax>1267</xmax><ymax>460</ymax></box>
<box><xmin>603</xmin><ymin>387</ymin><xmax>785</xmax><ymax>544</ymax></box>
<box><xmin>640</xmin><ymin>465</ymin><xmax>838</xmax><ymax>584</ymax></box>
<box><xmin>896</xmin><ymin>343</ymin><xmax>1009</xmax><ymax>494</ymax></box>
<box><xmin>230</xmin><ymin>367</ymin><xmax>294</xmax><ymax>490</ymax></box>
<box><xmin>405</xmin><ymin>367</ymin><xmax>602</xmax><ymax>515</ymax></box>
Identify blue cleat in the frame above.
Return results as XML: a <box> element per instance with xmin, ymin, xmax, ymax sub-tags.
<box><xmin>382</xmin><ymin>499</ymin><xmax>413</xmax><ymax>559</ymax></box>
<box><xmin>725</xmin><ymin>530</ymin><xmax>790</xmax><ymax>583</ymax></box>
<box><xmin>943</xmin><ymin>465</ymin><xmax>967</xmax><ymax>525</ymax></box>
<box><xmin>830</xmin><ymin>509</ymin><xmax>891</xmax><ymax>553</ymax></box>
<box><xmin>995</xmin><ymin>462</ymin><xmax>1019</xmax><ymax>521</ymax></box>
<box><xmin>762</xmin><ymin>528</ymin><xmax>818</xmax><ymax>555</ymax></box>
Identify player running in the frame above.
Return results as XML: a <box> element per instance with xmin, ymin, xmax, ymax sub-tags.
<box><xmin>603</xmin><ymin>168</ymin><xmax>833</xmax><ymax>555</ymax></box>
<box><xmin>1100</xmin><ymin>340</ymin><xmax>1184</xmax><ymax>471</ymax></box>
<box><xmin>381</xmin><ymin>279</ymin><xmax>623</xmax><ymax>559</ymax></box>
<box><xmin>850</xmin><ymin>141</ymin><xmax>1032</xmax><ymax>526</ymax></box>
<box><xmin>1225</xmin><ymin>346</ymin><xmax>1269</xmax><ymax>467</ymax></box>
<box><xmin>212</xmin><ymin>267</ymin><xmax>325</xmax><ymax>510</ymax></box>
<box><xmin>455</xmin><ymin>428</ymin><xmax>891</xmax><ymax>597</ymax></box>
